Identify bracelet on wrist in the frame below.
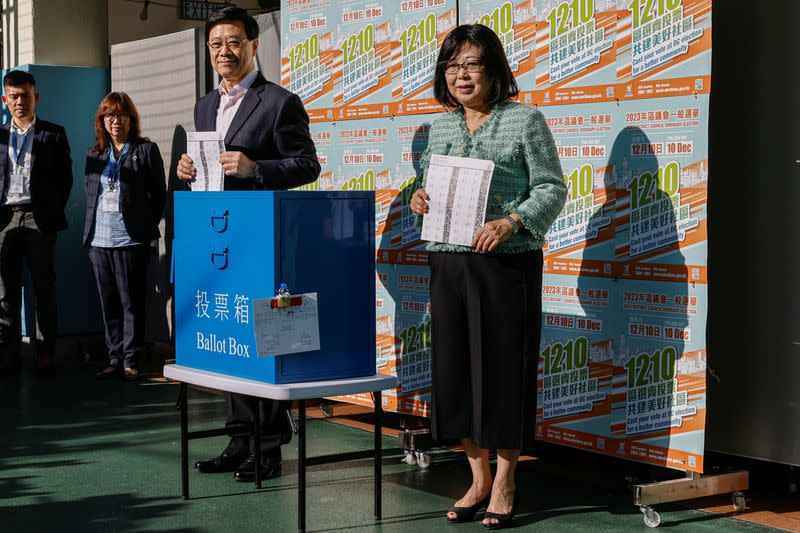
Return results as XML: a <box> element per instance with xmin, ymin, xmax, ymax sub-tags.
<box><xmin>505</xmin><ymin>214</ymin><xmax>519</xmax><ymax>235</ymax></box>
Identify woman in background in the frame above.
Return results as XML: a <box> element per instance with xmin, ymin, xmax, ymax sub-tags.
<box><xmin>84</xmin><ymin>92</ymin><xmax>166</xmax><ymax>381</ymax></box>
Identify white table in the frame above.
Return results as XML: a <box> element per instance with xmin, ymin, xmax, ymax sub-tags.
<box><xmin>163</xmin><ymin>364</ymin><xmax>398</xmax><ymax>533</ymax></box>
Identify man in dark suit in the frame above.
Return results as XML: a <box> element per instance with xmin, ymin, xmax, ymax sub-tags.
<box><xmin>177</xmin><ymin>6</ymin><xmax>320</xmax><ymax>482</ymax></box>
<box><xmin>0</xmin><ymin>70</ymin><xmax>72</xmax><ymax>374</ymax></box>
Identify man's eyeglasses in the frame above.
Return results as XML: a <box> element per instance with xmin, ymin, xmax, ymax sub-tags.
<box><xmin>443</xmin><ymin>61</ymin><xmax>484</xmax><ymax>75</ymax></box>
<box><xmin>207</xmin><ymin>39</ymin><xmax>248</xmax><ymax>52</ymax></box>
<box><xmin>104</xmin><ymin>114</ymin><xmax>130</xmax><ymax>123</ymax></box>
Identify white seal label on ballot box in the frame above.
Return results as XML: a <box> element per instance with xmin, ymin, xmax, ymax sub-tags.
<box><xmin>252</xmin><ymin>293</ymin><xmax>321</xmax><ymax>357</ymax></box>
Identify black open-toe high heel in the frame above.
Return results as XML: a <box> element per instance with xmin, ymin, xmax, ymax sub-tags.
<box><xmin>446</xmin><ymin>494</ymin><xmax>490</xmax><ymax>523</ymax></box>
<box><xmin>482</xmin><ymin>491</ymin><xmax>520</xmax><ymax>529</ymax></box>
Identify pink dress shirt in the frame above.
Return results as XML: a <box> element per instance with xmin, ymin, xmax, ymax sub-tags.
<box><xmin>215</xmin><ymin>67</ymin><xmax>259</xmax><ymax>138</ymax></box>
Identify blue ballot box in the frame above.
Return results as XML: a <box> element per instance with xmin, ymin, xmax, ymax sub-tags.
<box><xmin>173</xmin><ymin>191</ymin><xmax>376</xmax><ymax>384</ymax></box>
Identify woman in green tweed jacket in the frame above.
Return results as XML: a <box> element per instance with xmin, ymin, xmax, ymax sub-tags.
<box><xmin>410</xmin><ymin>24</ymin><xmax>567</xmax><ymax>528</ymax></box>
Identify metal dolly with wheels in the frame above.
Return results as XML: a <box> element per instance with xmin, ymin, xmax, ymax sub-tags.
<box><xmin>634</xmin><ymin>470</ymin><xmax>749</xmax><ymax>528</ymax></box>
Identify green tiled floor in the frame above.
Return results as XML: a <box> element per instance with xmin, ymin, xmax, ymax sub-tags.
<box><xmin>0</xmin><ymin>366</ymin><xmax>779</xmax><ymax>532</ymax></box>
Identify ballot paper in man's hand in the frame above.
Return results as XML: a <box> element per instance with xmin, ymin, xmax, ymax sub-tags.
<box><xmin>421</xmin><ymin>154</ymin><xmax>494</xmax><ymax>247</ymax></box>
<box><xmin>186</xmin><ymin>132</ymin><xmax>225</xmax><ymax>191</ymax></box>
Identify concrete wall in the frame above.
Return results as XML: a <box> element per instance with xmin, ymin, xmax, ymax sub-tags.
<box><xmin>108</xmin><ymin>0</ymin><xmax>264</xmax><ymax>46</ymax></box>
<box><xmin>2</xmin><ymin>0</ymin><xmax>108</xmax><ymax>68</ymax></box>
<box><xmin>2</xmin><ymin>0</ymin><xmax>35</xmax><ymax>67</ymax></box>
<box><xmin>33</xmin><ymin>0</ymin><xmax>108</xmax><ymax>67</ymax></box>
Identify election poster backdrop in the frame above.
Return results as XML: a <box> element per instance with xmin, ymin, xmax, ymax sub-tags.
<box><xmin>534</xmin><ymin>0</ymin><xmax>617</xmax><ymax>104</ymax></box>
<box><xmin>281</xmin><ymin>1</ymin><xmax>338</xmax><ymax>122</ymax></box>
<box><xmin>281</xmin><ymin>0</ymin><xmax>711</xmax><ymax>472</ymax></box>
<box><xmin>534</xmin><ymin>0</ymin><xmax>710</xmax><ymax>473</ymax></box>
<box><xmin>461</xmin><ymin>1</ymin><xmax>538</xmax><ymax>92</ymax></box>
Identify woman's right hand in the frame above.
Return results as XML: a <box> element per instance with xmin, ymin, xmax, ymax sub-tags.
<box><xmin>410</xmin><ymin>188</ymin><xmax>430</xmax><ymax>215</ymax></box>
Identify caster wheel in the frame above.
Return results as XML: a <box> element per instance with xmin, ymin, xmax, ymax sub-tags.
<box><xmin>641</xmin><ymin>507</ymin><xmax>661</xmax><ymax>528</ymax></box>
<box><xmin>415</xmin><ymin>451</ymin><xmax>431</xmax><ymax>469</ymax></box>
<box><xmin>402</xmin><ymin>451</ymin><xmax>417</xmax><ymax>466</ymax></box>
<box><xmin>732</xmin><ymin>492</ymin><xmax>747</xmax><ymax>512</ymax></box>
<box><xmin>321</xmin><ymin>403</ymin><xmax>334</xmax><ymax>418</ymax></box>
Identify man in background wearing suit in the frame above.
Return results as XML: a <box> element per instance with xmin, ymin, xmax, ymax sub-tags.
<box><xmin>177</xmin><ymin>7</ymin><xmax>320</xmax><ymax>482</ymax></box>
<box><xmin>0</xmin><ymin>70</ymin><xmax>73</xmax><ymax>374</ymax></box>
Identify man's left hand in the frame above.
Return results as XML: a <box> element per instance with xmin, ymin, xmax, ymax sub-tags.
<box><xmin>219</xmin><ymin>151</ymin><xmax>257</xmax><ymax>178</ymax></box>
<box><xmin>472</xmin><ymin>218</ymin><xmax>514</xmax><ymax>253</ymax></box>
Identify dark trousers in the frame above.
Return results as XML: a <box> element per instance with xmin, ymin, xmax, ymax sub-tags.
<box><xmin>87</xmin><ymin>245</ymin><xmax>149</xmax><ymax>369</ymax></box>
<box><xmin>225</xmin><ymin>394</ymin><xmax>292</xmax><ymax>458</ymax></box>
<box><xmin>0</xmin><ymin>210</ymin><xmax>57</xmax><ymax>357</ymax></box>
<box><xmin>428</xmin><ymin>250</ymin><xmax>543</xmax><ymax>450</ymax></box>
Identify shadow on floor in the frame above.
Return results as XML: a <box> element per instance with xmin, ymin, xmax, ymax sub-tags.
<box><xmin>0</xmin><ymin>491</ymin><xmax>199</xmax><ymax>532</ymax></box>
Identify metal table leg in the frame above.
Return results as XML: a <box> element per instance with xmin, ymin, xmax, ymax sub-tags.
<box><xmin>373</xmin><ymin>391</ymin><xmax>383</xmax><ymax>520</ymax></box>
<box><xmin>255</xmin><ymin>398</ymin><xmax>262</xmax><ymax>489</ymax></box>
<box><xmin>298</xmin><ymin>399</ymin><xmax>306</xmax><ymax>533</ymax></box>
<box><xmin>178</xmin><ymin>383</ymin><xmax>189</xmax><ymax>500</ymax></box>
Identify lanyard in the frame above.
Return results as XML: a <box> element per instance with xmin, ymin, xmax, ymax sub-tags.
<box><xmin>10</xmin><ymin>126</ymin><xmax>30</xmax><ymax>168</ymax></box>
<box><xmin>107</xmin><ymin>143</ymin><xmax>130</xmax><ymax>192</ymax></box>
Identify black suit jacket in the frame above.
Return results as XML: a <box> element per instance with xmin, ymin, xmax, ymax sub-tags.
<box><xmin>83</xmin><ymin>140</ymin><xmax>167</xmax><ymax>246</ymax></box>
<box><xmin>0</xmin><ymin>118</ymin><xmax>73</xmax><ymax>232</ymax></box>
<box><xmin>193</xmin><ymin>72</ymin><xmax>320</xmax><ymax>190</ymax></box>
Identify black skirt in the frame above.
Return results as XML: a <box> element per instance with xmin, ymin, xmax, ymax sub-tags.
<box><xmin>428</xmin><ymin>250</ymin><xmax>543</xmax><ymax>450</ymax></box>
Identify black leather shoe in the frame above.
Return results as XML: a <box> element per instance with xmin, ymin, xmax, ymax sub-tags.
<box><xmin>233</xmin><ymin>452</ymin><xmax>282</xmax><ymax>482</ymax></box>
<box><xmin>194</xmin><ymin>446</ymin><xmax>249</xmax><ymax>474</ymax></box>
<box><xmin>96</xmin><ymin>366</ymin><xmax>121</xmax><ymax>380</ymax></box>
<box><xmin>447</xmin><ymin>495</ymin><xmax>490</xmax><ymax>523</ymax></box>
<box><xmin>482</xmin><ymin>491</ymin><xmax>520</xmax><ymax>529</ymax></box>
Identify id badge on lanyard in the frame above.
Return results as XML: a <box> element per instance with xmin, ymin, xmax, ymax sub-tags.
<box><xmin>8</xmin><ymin>168</ymin><xmax>25</xmax><ymax>196</ymax></box>
<box><xmin>102</xmin><ymin>190</ymin><xmax>120</xmax><ymax>212</ymax></box>
<box><xmin>102</xmin><ymin>143</ymin><xmax>129</xmax><ymax>213</ymax></box>
<box><xmin>8</xmin><ymin>129</ymin><xmax>28</xmax><ymax>196</ymax></box>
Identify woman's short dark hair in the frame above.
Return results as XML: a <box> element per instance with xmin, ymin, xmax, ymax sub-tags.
<box><xmin>205</xmin><ymin>6</ymin><xmax>260</xmax><ymax>42</ymax></box>
<box><xmin>433</xmin><ymin>24</ymin><xmax>519</xmax><ymax>110</ymax></box>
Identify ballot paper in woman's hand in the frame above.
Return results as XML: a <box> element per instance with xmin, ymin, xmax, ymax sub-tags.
<box><xmin>421</xmin><ymin>154</ymin><xmax>494</xmax><ymax>247</ymax></box>
<box><xmin>187</xmin><ymin>132</ymin><xmax>225</xmax><ymax>191</ymax></box>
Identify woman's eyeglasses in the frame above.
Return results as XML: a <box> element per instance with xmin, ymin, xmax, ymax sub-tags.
<box><xmin>444</xmin><ymin>61</ymin><xmax>484</xmax><ymax>75</ymax></box>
